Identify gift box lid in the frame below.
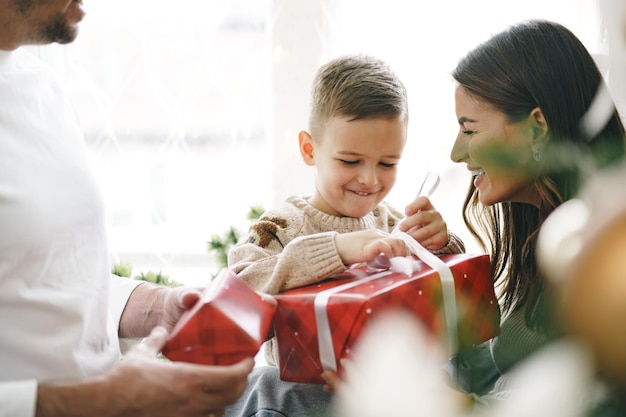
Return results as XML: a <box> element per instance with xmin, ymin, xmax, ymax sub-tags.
<box><xmin>161</xmin><ymin>269</ymin><xmax>276</xmax><ymax>364</ymax></box>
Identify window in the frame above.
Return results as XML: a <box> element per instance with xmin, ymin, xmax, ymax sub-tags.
<box><xmin>29</xmin><ymin>0</ymin><xmax>619</xmax><ymax>285</ymax></box>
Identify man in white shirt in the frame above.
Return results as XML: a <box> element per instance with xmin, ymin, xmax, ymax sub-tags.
<box><xmin>0</xmin><ymin>1</ymin><xmax>254</xmax><ymax>416</ymax></box>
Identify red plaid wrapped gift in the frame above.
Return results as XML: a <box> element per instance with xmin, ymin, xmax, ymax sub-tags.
<box><xmin>272</xmin><ymin>252</ymin><xmax>499</xmax><ymax>383</ymax></box>
<box><xmin>162</xmin><ymin>269</ymin><xmax>276</xmax><ymax>365</ymax></box>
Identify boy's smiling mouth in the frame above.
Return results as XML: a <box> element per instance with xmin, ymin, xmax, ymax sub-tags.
<box><xmin>349</xmin><ymin>189</ymin><xmax>379</xmax><ymax>197</ymax></box>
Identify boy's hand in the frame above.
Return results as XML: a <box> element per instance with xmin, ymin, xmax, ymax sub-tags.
<box><xmin>335</xmin><ymin>229</ymin><xmax>407</xmax><ymax>266</ymax></box>
<box><xmin>398</xmin><ymin>196</ymin><xmax>448</xmax><ymax>250</ymax></box>
<box><xmin>321</xmin><ymin>356</ymin><xmax>354</xmax><ymax>393</ymax></box>
<box><xmin>321</xmin><ymin>369</ymin><xmax>344</xmax><ymax>393</ymax></box>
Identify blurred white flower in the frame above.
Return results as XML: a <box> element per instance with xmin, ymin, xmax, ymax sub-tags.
<box><xmin>485</xmin><ymin>341</ymin><xmax>595</xmax><ymax>417</ymax></box>
<box><xmin>334</xmin><ymin>310</ymin><xmax>462</xmax><ymax>417</ymax></box>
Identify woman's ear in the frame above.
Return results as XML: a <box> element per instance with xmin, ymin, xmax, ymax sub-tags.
<box><xmin>530</xmin><ymin>107</ymin><xmax>549</xmax><ymax>142</ymax></box>
<box><xmin>529</xmin><ymin>107</ymin><xmax>549</xmax><ymax>162</ymax></box>
<box><xmin>298</xmin><ymin>130</ymin><xmax>316</xmax><ymax>166</ymax></box>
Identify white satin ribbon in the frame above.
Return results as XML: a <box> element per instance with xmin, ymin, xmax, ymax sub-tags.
<box><xmin>391</xmin><ymin>231</ymin><xmax>459</xmax><ymax>355</ymax></box>
<box><xmin>314</xmin><ymin>232</ymin><xmax>459</xmax><ymax>372</ymax></box>
<box><xmin>314</xmin><ymin>270</ymin><xmax>392</xmax><ymax>372</ymax></box>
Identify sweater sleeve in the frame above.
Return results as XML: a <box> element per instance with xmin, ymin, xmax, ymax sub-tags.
<box><xmin>229</xmin><ymin>230</ymin><xmax>346</xmax><ymax>294</ymax></box>
<box><xmin>430</xmin><ymin>231</ymin><xmax>466</xmax><ymax>255</ymax></box>
<box><xmin>228</xmin><ymin>206</ymin><xmax>347</xmax><ymax>294</ymax></box>
<box><xmin>266</xmin><ymin>231</ymin><xmax>347</xmax><ymax>293</ymax></box>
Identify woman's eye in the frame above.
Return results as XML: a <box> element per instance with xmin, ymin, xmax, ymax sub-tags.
<box><xmin>340</xmin><ymin>159</ymin><xmax>359</xmax><ymax>166</ymax></box>
<box><xmin>462</xmin><ymin>129</ymin><xmax>475</xmax><ymax>136</ymax></box>
<box><xmin>379</xmin><ymin>162</ymin><xmax>396</xmax><ymax>168</ymax></box>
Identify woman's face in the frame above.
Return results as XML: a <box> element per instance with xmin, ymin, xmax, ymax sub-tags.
<box><xmin>450</xmin><ymin>85</ymin><xmax>542</xmax><ymax>207</ymax></box>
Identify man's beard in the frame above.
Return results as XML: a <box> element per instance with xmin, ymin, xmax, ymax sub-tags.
<box><xmin>15</xmin><ymin>0</ymin><xmax>79</xmax><ymax>45</ymax></box>
<box><xmin>41</xmin><ymin>14</ymin><xmax>78</xmax><ymax>44</ymax></box>
<box><xmin>16</xmin><ymin>0</ymin><xmax>34</xmax><ymax>15</ymax></box>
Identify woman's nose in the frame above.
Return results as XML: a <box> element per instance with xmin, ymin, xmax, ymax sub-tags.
<box><xmin>450</xmin><ymin>132</ymin><xmax>468</xmax><ymax>163</ymax></box>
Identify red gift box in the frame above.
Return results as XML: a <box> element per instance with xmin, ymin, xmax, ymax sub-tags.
<box><xmin>272</xmin><ymin>253</ymin><xmax>499</xmax><ymax>383</ymax></box>
<box><xmin>162</xmin><ymin>269</ymin><xmax>276</xmax><ymax>365</ymax></box>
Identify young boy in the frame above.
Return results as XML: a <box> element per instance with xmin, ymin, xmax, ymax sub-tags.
<box><xmin>228</xmin><ymin>54</ymin><xmax>465</xmax><ymax>364</ymax></box>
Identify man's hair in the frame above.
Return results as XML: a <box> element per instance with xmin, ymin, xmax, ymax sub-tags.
<box><xmin>308</xmin><ymin>54</ymin><xmax>408</xmax><ymax>138</ymax></box>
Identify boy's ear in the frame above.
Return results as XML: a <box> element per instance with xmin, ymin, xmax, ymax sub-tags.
<box><xmin>298</xmin><ymin>130</ymin><xmax>315</xmax><ymax>166</ymax></box>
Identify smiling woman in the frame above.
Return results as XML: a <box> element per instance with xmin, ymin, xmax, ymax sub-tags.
<box><xmin>24</xmin><ymin>0</ymin><xmax>616</xmax><ymax>286</ymax></box>
<box><xmin>446</xmin><ymin>19</ymin><xmax>626</xmax><ymax>407</ymax></box>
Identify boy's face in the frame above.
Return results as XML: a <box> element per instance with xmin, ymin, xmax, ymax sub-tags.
<box><xmin>300</xmin><ymin>115</ymin><xmax>408</xmax><ymax>218</ymax></box>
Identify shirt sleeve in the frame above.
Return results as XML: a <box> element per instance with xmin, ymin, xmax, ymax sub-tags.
<box><xmin>109</xmin><ymin>274</ymin><xmax>144</xmax><ymax>329</ymax></box>
<box><xmin>0</xmin><ymin>380</ymin><xmax>36</xmax><ymax>417</ymax></box>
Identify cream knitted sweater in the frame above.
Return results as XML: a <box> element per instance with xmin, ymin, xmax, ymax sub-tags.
<box><xmin>228</xmin><ymin>195</ymin><xmax>465</xmax><ymax>294</ymax></box>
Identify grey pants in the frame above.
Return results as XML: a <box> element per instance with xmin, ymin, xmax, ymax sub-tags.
<box><xmin>224</xmin><ymin>366</ymin><xmax>335</xmax><ymax>417</ymax></box>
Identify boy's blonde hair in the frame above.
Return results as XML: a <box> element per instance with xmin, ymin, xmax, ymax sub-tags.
<box><xmin>308</xmin><ymin>54</ymin><xmax>408</xmax><ymax>138</ymax></box>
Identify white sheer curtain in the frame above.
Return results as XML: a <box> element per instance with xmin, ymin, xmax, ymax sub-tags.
<box><xmin>270</xmin><ymin>0</ymin><xmax>611</xmax><ymax>263</ymax></box>
<box><xmin>28</xmin><ymin>0</ymin><xmax>616</xmax><ymax>285</ymax></box>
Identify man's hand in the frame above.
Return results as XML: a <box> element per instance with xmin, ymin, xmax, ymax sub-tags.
<box><xmin>36</xmin><ymin>326</ymin><xmax>254</xmax><ymax>417</ymax></box>
<box><xmin>161</xmin><ymin>286</ymin><xmax>203</xmax><ymax>331</ymax></box>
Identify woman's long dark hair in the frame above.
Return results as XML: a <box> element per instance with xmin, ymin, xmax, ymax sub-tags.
<box><xmin>453</xmin><ymin>20</ymin><xmax>626</xmax><ymax>329</ymax></box>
